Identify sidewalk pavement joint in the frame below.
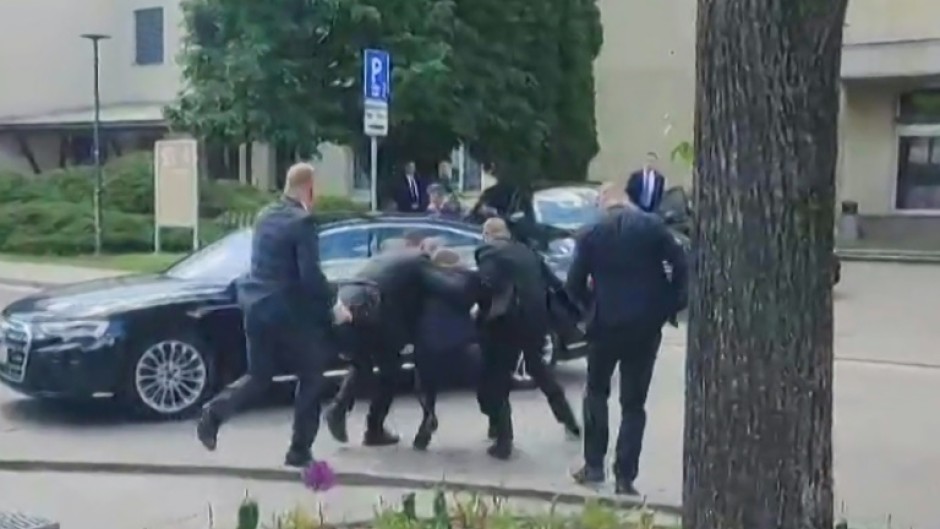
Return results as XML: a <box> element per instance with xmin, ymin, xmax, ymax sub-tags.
<box><xmin>0</xmin><ymin>458</ymin><xmax>681</xmax><ymax>516</ymax></box>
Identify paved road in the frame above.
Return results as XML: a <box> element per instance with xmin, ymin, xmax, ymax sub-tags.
<box><xmin>1</xmin><ymin>262</ymin><xmax>940</xmax><ymax>528</ymax></box>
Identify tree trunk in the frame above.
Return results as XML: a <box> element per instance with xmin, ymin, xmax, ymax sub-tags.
<box><xmin>683</xmin><ymin>2</ymin><xmax>847</xmax><ymax>529</ymax></box>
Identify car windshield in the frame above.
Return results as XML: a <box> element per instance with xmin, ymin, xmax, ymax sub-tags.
<box><xmin>533</xmin><ymin>187</ymin><xmax>600</xmax><ymax>229</ymax></box>
<box><xmin>163</xmin><ymin>229</ymin><xmax>252</xmax><ymax>282</ymax></box>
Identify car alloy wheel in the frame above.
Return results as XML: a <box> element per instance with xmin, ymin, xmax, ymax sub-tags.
<box><xmin>133</xmin><ymin>339</ymin><xmax>209</xmax><ymax>417</ymax></box>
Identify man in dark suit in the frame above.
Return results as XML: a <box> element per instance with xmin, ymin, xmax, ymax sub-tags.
<box><xmin>323</xmin><ymin>239</ymin><xmax>438</xmax><ymax>446</ymax></box>
<box><xmin>625</xmin><ymin>152</ymin><xmax>666</xmax><ymax>213</ymax></box>
<box><xmin>196</xmin><ymin>163</ymin><xmax>350</xmax><ymax>467</ymax></box>
<box><xmin>474</xmin><ymin>218</ymin><xmax>579</xmax><ymax>460</ymax></box>
<box><xmin>393</xmin><ymin>161</ymin><xmax>429</xmax><ymax>213</ymax></box>
<box><xmin>411</xmin><ymin>247</ymin><xmax>481</xmax><ymax>450</ymax></box>
<box><xmin>566</xmin><ymin>184</ymin><xmax>687</xmax><ymax>495</ymax></box>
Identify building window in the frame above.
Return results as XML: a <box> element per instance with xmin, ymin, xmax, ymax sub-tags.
<box><xmin>134</xmin><ymin>7</ymin><xmax>164</xmax><ymax>65</ymax></box>
<box><xmin>896</xmin><ymin>134</ymin><xmax>940</xmax><ymax>210</ymax></box>
<box><xmin>896</xmin><ymin>90</ymin><xmax>940</xmax><ymax>210</ymax></box>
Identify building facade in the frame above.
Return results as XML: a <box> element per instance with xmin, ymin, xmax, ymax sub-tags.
<box><xmin>2</xmin><ymin>0</ymin><xmax>940</xmax><ymax>235</ymax></box>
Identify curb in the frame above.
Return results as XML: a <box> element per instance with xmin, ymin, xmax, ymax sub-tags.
<box><xmin>836</xmin><ymin>249</ymin><xmax>940</xmax><ymax>264</ymax></box>
<box><xmin>0</xmin><ymin>459</ymin><xmax>682</xmax><ymax>516</ymax></box>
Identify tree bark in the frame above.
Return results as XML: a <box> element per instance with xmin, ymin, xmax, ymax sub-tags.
<box><xmin>683</xmin><ymin>2</ymin><xmax>847</xmax><ymax>529</ymax></box>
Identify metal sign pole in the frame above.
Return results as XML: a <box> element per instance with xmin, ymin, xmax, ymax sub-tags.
<box><xmin>363</xmin><ymin>48</ymin><xmax>390</xmax><ymax>213</ymax></box>
<box><xmin>370</xmin><ymin>137</ymin><xmax>379</xmax><ymax>211</ymax></box>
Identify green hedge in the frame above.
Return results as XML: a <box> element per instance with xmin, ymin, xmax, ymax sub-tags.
<box><xmin>0</xmin><ymin>152</ymin><xmax>367</xmax><ymax>255</ymax></box>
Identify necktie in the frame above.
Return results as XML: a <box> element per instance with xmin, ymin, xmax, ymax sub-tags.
<box><xmin>643</xmin><ymin>171</ymin><xmax>655</xmax><ymax>209</ymax></box>
<box><xmin>408</xmin><ymin>177</ymin><xmax>417</xmax><ymax>201</ymax></box>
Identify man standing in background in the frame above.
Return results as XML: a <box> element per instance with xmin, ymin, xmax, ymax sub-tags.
<box><xmin>393</xmin><ymin>161</ymin><xmax>428</xmax><ymax>213</ymax></box>
<box><xmin>625</xmin><ymin>152</ymin><xmax>666</xmax><ymax>213</ymax></box>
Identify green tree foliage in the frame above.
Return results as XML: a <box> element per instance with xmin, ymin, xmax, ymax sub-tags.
<box><xmin>167</xmin><ymin>0</ymin><xmax>603</xmax><ymax>183</ymax></box>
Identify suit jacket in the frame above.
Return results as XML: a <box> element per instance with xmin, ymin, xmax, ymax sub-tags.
<box><xmin>474</xmin><ymin>238</ymin><xmax>551</xmax><ymax>330</ymax></box>
<box><xmin>565</xmin><ymin>205</ymin><xmax>688</xmax><ymax>331</ymax></box>
<box><xmin>626</xmin><ymin>169</ymin><xmax>666</xmax><ymax>213</ymax></box>
<box><xmin>416</xmin><ymin>267</ymin><xmax>480</xmax><ymax>353</ymax></box>
<box><xmin>393</xmin><ymin>174</ymin><xmax>429</xmax><ymax>213</ymax></box>
<box><xmin>350</xmin><ymin>250</ymin><xmax>434</xmax><ymax>345</ymax></box>
<box><xmin>470</xmin><ymin>181</ymin><xmax>535</xmax><ymax>221</ymax></box>
<box><xmin>236</xmin><ymin>197</ymin><xmax>335</xmax><ymax>328</ymax></box>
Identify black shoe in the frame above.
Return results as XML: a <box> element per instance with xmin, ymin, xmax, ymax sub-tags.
<box><xmin>486</xmin><ymin>441</ymin><xmax>513</xmax><ymax>460</ymax></box>
<box><xmin>284</xmin><ymin>448</ymin><xmax>313</xmax><ymax>468</ymax></box>
<box><xmin>615</xmin><ymin>480</ymin><xmax>640</xmax><ymax>496</ymax></box>
<box><xmin>572</xmin><ymin>465</ymin><xmax>605</xmax><ymax>485</ymax></box>
<box><xmin>363</xmin><ymin>427</ymin><xmax>400</xmax><ymax>447</ymax></box>
<box><xmin>196</xmin><ymin>409</ymin><xmax>220</xmax><ymax>451</ymax></box>
<box><xmin>412</xmin><ymin>415</ymin><xmax>438</xmax><ymax>451</ymax></box>
<box><xmin>324</xmin><ymin>403</ymin><xmax>349</xmax><ymax>443</ymax></box>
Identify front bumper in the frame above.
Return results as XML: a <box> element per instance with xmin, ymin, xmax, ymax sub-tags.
<box><xmin>0</xmin><ymin>341</ymin><xmax>124</xmax><ymax>399</ymax></box>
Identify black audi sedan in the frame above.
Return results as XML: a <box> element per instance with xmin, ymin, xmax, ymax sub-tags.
<box><xmin>0</xmin><ymin>214</ymin><xmax>585</xmax><ymax>421</ymax></box>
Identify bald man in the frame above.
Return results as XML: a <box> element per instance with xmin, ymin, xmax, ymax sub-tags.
<box><xmin>198</xmin><ymin>162</ymin><xmax>349</xmax><ymax>468</ymax></box>
<box><xmin>474</xmin><ymin>218</ymin><xmax>579</xmax><ymax>460</ymax></box>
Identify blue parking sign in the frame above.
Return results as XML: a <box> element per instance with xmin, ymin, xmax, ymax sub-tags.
<box><xmin>363</xmin><ymin>49</ymin><xmax>390</xmax><ymax>103</ymax></box>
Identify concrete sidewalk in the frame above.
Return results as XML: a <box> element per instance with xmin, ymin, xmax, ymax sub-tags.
<box><xmin>0</xmin><ymin>260</ymin><xmax>126</xmax><ymax>287</ymax></box>
<box><xmin>1</xmin><ymin>471</ymin><xmax>678</xmax><ymax>529</ymax></box>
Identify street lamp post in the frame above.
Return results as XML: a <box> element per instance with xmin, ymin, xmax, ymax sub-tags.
<box><xmin>81</xmin><ymin>33</ymin><xmax>110</xmax><ymax>256</ymax></box>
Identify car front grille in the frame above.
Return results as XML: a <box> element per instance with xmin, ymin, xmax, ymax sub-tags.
<box><xmin>0</xmin><ymin>318</ymin><xmax>31</xmax><ymax>383</ymax></box>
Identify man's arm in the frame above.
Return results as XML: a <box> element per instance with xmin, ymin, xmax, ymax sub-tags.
<box><xmin>564</xmin><ymin>229</ymin><xmax>593</xmax><ymax>307</ymax></box>
<box><xmin>656</xmin><ymin>222</ymin><xmax>688</xmax><ymax>313</ymax></box>
<box><xmin>295</xmin><ymin>215</ymin><xmax>337</xmax><ymax>318</ymax></box>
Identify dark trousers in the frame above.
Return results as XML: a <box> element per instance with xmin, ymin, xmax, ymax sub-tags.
<box><xmin>205</xmin><ymin>310</ymin><xmax>335</xmax><ymax>451</ymax></box>
<box><xmin>521</xmin><ymin>340</ymin><xmax>577</xmax><ymax>428</ymax></box>
<box><xmin>332</xmin><ymin>320</ymin><xmax>402</xmax><ymax>432</ymax></box>
<box><xmin>414</xmin><ymin>342</ymin><xmax>478</xmax><ymax>424</ymax></box>
<box><xmin>476</xmin><ymin>319</ymin><xmax>543</xmax><ymax>442</ymax></box>
<box><xmin>583</xmin><ymin>322</ymin><xmax>661</xmax><ymax>482</ymax></box>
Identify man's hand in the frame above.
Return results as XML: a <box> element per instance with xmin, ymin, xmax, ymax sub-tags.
<box><xmin>470</xmin><ymin>304</ymin><xmax>480</xmax><ymax>319</ymax></box>
<box><xmin>332</xmin><ymin>301</ymin><xmax>352</xmax><ymax>324</ymax></box>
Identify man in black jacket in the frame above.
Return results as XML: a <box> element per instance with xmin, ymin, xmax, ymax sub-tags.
<box><xmin>323</xmin><ymin>241</ymin><xmax>438</xmax><ymax>446</ymax></box>
<box><xmin>196</xmin><ymin>163</ymin><xmax>350</xmax><ymax>467</ymax></box>
<box><xmin>411</xmin><ymin>248</ymin><xmax>481</xmax><ymax>451</ymax></box>
<box><xmin>474</xmin><ymin>218</ymin><xmax>578</xmax><ymax>460</ymax></box>
<box><xmin>566</xmin><ymin>184</ymin><xmax>687</xmax><ymax>495</ymax></box>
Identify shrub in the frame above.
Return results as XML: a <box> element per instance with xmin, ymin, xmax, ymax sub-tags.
<box><xmin>0</xmin><ymin>201</ymin><xmax>227</xmax><ymax>255</ymax></box>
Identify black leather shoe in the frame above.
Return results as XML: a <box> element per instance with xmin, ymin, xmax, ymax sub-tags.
<box><xmin>615</xmin><ymin>480</ymin><xmax>640</xmax><ymax>496</ymax></box>
<box><xmin>196</xmin><ymin>409</ymin><xmax>220</xmax><ymax>451</ymax></box>
<box><xmin>486</xmin><ymin>441</ymin><xmax>513</xmax><ymax>460</ymax></box>
<box><xmin>284</xmin><ymin>448</ymin><xmax>313</xmax><ymax>468</ymax></box>
<box><xmin>324</xmin><ymin>403</ymin><xmax>349</xmax><ymax>443</ymax></box>
<box><xmin>363</xmin><ymin>428</ymin><xmax>400</xmax><ymax>446</ymax></box>
<box><xmin>412</xmin><ymin>415</ymin><xmax>438</xmax><ymax>451</ymax></box>
<box><xmin>572</xmin><ymin>465</ymin><xmax>605</xmax><ymax>485</ymax></box>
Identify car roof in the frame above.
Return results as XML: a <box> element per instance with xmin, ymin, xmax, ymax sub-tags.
<box><xmin>316</xmin><ymin>212</ymin><xmax>481</xmax><ymax>232</ymax></box>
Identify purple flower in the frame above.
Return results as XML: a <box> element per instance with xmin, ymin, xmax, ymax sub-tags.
<box><xmin>302</xmin><ymin>460</ymin><xmax>336</xmax><ymax>491</ymax></box>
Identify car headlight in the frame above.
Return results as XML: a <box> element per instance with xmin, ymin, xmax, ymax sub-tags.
<box><xmin>32</xmin><ymin>320</ymin><xmax>111</xmax><ymax>341</ymax></box>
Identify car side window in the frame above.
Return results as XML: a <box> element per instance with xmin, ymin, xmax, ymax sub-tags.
<box><xmin>424</xmin><ymin>228</ymin><xmax>481</xmax><ymax>266</ymax></box>
<box><xmin>319</xmin><ymin>228</ymin><xmax>370</xmax><ymax>262</ymax></box>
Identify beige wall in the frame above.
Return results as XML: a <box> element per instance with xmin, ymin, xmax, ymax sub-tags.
<box><xmin>838</xmin><ymin>83</ymin><xmax>899</xmax><ymax>215</ymax></box>
<box><xmin>591</xmin><ymin>0</ymin><xmax>696</xmax><ymax>188</ymax></box>
<box><xmin>844</xmin><ymin>0</ymin><xmax>940</xmax><ymax>44</ymax></box>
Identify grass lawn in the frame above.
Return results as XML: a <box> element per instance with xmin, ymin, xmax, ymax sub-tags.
<box><xmin>0</xmin><ymin>252</ymin><xmax>186</xmax><ymax>273</ymax></box>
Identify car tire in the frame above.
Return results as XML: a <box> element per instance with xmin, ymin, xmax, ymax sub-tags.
<box><xmin>119</xmin><ymin>331</ymin><xmax>217</xmax><ymax>421</ymax></box>
<box><xmin>511</xmin><ymin>333</ymin><xmax>559</xmax><ymax>390</ymax></box>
